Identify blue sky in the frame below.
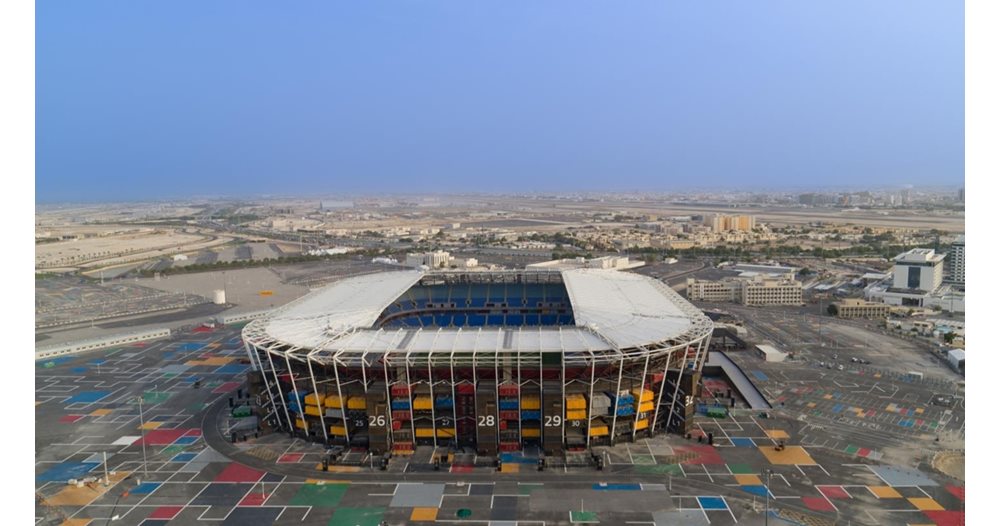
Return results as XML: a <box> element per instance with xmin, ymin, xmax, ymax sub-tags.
<box><xmin>36</xmin><ymin>1</ymin><xmax>964</xmax><ymax>202</ymax></box>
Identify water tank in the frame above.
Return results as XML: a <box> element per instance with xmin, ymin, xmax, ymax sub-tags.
<box><xmin>213</xmin><ymin>289</ymin><xmax>226</xmax><ymax>305</ymax></box>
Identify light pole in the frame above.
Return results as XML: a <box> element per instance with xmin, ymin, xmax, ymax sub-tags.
<box><xmin>763</xmin><ymin>468</ymin><xmax>773</xmax><ymax>525</ymax></box>
<box><xmin>137</xmin><ymin>396</ymin><xmax>148</xmax><ymax>476</ymax></box>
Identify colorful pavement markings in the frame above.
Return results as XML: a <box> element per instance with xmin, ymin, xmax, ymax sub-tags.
<box><xmin>214</xmin><ymin>463</ymin><xmax>265</xmax><ymax>483</ymax></box>
<box><xmin>696</xmin><ymin>496</ymin><xmax>729</xmax><ymax>510</ymax></box>
<box><xmin>213</xmin><ymin>381</ymin><xmax>242</xmax><ymax>394</ymax></box>
<box><xmin>135</xmin><ymin>428</ymin><xmax>189</xmax><ymax>446</ymax></box>
<box><xmin>801</xmin><ymin>496</ymin><xmax>836</xmax><ymax>512</ymax></box>
<box><xmin>64</xmin><ymin>391</ymin><xmax>111</xmax><ymax>404</ymax></box>
<box><xmin>727</xmin><ymin>463</ymin><xmax>756</xmax><ymax>475</ymax></box>
<box><xmin>730</xmin><ymin>437</ymin><xmax>756</xmax><ymax>447</ymax></box>
<box><xmin>238</xmin><ymin>491</ymin><xmax>271</xmax><ymax>506</ymax></box>
<box><xmin>329</xmin><ymin>507</ymin><xmax>385</xmax><ymax>526</ymax></box>
<box><xmin>679</xmin><ymin>445</ymin><xmax>725</xmax><ymax>465</ymax></box>
<box><xmin>36</xmin><ymin>462</ymin><xmax>99</xmax><ymax>483</ymax></box>
<box><xmin>868</xmin><ymin>486</ymin><xmax>903</xmax><ymax>499</ymax></box>
<box><xmin>741</xmin><ymin>485</ymin><xmax>769</xmax><ymax>497</ymax></box>
<box><xmin>89</xmin><ymin>408</ymin><xmax>112</xmax><ymax>416</ymax></box>
<box><xmin>148</xmin><ymin>506</ymin><xmax>183</xmax><ymax>520</ymax></box>
<box><xmin>59</xmin><ymin>415</ymin><xmax>85</xmax><ymax>424</ymax></box>
<box><xmin>734</xmin><ymin>474</ymin><xmax>761</xmax><ymax>485</ymax></box>
<box><xmin>47</xmin><ymin>471</ymin><xmax>130</xmax><ymax>506</ymax></box>
<box><xmin>141</xmin><ymin>391</ymin><xmax>172</xmax><ymax>404</ymax></box>
<box><xmin>945</xmin><ymin>485</ymin><xmax>964</xmax><ymax>501</ymax></box>
<box><xmin>278</xmin><ymin>453</ymin><xmax>304</xmax><ymax>463</ymax></box>
<box><xmin>410</xmin><ymin>507</ymin><xmax>438</xmax><ymax>521</ymax></box>
<box><xmin>500</xmin><ymin>463</ymin><xmax>520</xmax><ymax>473</ymax></box>
<box><xmin>757</xmin><ymin>445</ymin><xmax>816</xmax><ymax>465</ymax></box>
<box><xmin>170</xmin><ymin>452</ymin><xmax>197</xmax><ymax>462</ymax></box>
<box><xmin>132</xmin><ymin>482</ymin><xmax>162</xmax><ymax>495</ymax></box>
<box><xmin>817</xmin><ymin>486</ymin><xmax>850</xmax><ymax>499</ymax></box>
<box><xmin>593</xmin><ymin>483</ymin><xmax>641</xmax><ymax>491</ymax></box>
<box><xmin>570</xmin><ymin>510</ymin><xmax>600</xmax><ymax>523</ymax></box>
<box><xmin>908</xmin><ymin>497</ymin><xmax>945</xmax><ymax>511</ymax></box>
<box><xmin>140</xmin><ymin>421</ymin><xmax>162</xmax><ymax>430</ymax></box>
<box><xmin>290</xmin><ymin>482</ymin><xmax>349</xmax><ymax>507</ymax></box>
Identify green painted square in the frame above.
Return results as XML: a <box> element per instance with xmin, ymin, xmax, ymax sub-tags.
<box><xmin>728</xmin><ymin>463</ymin><xmax>755</xmax><ymax>475</ymax></box>
<box><xmin>631</xmin><ymin>454</ymin><xmax>656</xmax><ymax>465</ymax></box>
<box><xmin>930</xmin><ymin>422</ymin><xmax>938</xmax><ymax>428</ymax></box>
<box><xmin>571</xmin><ymin>510</ymin><xmax>599</xmax><ymax>523</ymax></box>
<box><xmin>844</xmin><ymin>445</ymin><xmax>859</xmax><ymax>454</ymax></box>
<box><xmin>519</xmin><ymin>484</ymin><xmax>543</xmax><ymax>495</ymax></box>
<box><xmin>292</xmin><ymin>483</ymin><xmax>350</xmax><ymax>507</ymax></box>
<box><xmin>636</xmin><ymin>464</ymin><xmax>683</xmax><ymax>475</ymax></box>
<box><xmin>329</xmin><ymin>507</ymin><xmax>384</xmax><ymax>526</ymax></box>
<box><xmin>162</xmin><ymin>372</ymin><xmax>177</xmax><ymax>378</ymax></box>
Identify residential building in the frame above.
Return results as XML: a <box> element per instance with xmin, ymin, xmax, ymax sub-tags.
<box><xmin>740</xmin><ymin>275</ymin><xmax>803</xmax><ymax>306</ymax></box>
<box><xmin>945</xmin><ymin>236</ymin><xmax>964</xmax><ymax>289</ymax></box>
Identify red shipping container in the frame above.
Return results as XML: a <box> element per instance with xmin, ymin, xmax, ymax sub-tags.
<box><xmin>457</xmin><ymin>384</ymin><xmax>475</xmax><ymax>395</ymax></box>
<box><xmin>500</xmin><ymin>411</ymin><xmax>519</xmax><ymax>420</ymax></box>
<box><xmin>392</xmin><ymin>420</ymin><xmax>402</xmax><ymax>430</ymax></box>
<box><xmin>499</xmin><ymin>421</ymin><xmax>507</xmax><ymax>430</ymax></box>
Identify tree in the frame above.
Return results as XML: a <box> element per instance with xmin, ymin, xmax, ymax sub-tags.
<box><xmin>943</xmin><ymin>332</ymin><xmax>956</xmax><ymax>344</ymax></box>
<box><xmin>827</xmin><ymin>304</ymin><xmax>838</xmax><ymax>316</ymax></box>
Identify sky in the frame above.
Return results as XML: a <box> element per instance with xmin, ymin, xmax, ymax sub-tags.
<box><xmin>36</xmin><ymin>1</ymin><xmax>964</xmax><ymax>202</ymax></box>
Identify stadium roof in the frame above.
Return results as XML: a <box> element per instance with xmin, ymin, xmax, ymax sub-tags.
<box><xmin>245</xmin><ymin>269</ymin><xmax>712</xmax><ymax>363</ymax></box>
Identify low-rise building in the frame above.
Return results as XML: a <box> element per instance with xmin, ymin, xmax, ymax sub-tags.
<box><xmin>740</xmin><ymin>275</ymin><xmax>803</xmax><ymax>306</ymax></box>
<box><xmin>831</xmin><ymin>299</ymin><xmax>889</xmax><ymax>319</ymax></box>
<box><xmin>686</xmin><ymin>278</ymin><xmax>740</xmax><ymax>302</ymax></box>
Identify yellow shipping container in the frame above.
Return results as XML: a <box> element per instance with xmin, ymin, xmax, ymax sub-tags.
<box><xmin>329</xmin><ymin>425</ymin><xmax>347</xmax><ymax>436</ymax></box>
<box><xmin>521</xmin><ymin>396</ymin><xmax>541</xmax><ymax>410</ymax></box>
<box><xmin>522</xmin><ymin>427</ymin><xmax>541</xmax><ymax>438</ymax></box>
<box><xmin>436</xmin><ymin>428</ymin><xmax>456</xmax><ymax>438</ymax></box>
<box><xmin>415</xmin><ymin>427</ymin><xmax>435</xmax><ymax>438</ymax></box>
<box><xmin>324</xmin><ymin>396</ymin><xmax>343</xmax><ymax>409</ymax></box>
<box><xmin>304</xmin><ymin>405</ymin><xmax>323</xmax><ymax>417</ymax></box>
<box><xmin>347</xmin><ymin>397</ymin><xmax>366</xmax><ymax>410</ymax></box>
<box><xmin>635</xmin><ymin>418</ymin><xmax>649</xmax><ymax>430</ymax></box>
<box><xmin>566</xmin><ymin>409</ymin><xmax>588</xmax><ymax>420</ymax></box>
<box><xmin>631</xmin><ymin>388</ymin><xmax>654</xmax><ymax>402</ymax></box>
<box><xmin>638</xmin><ymin>401</ymin><xmax>655</xmax><ymax>412</ymax></box>
<box><xmin>589</xmin><ymin>425</ymin><xmax>609</xmax><ymax>437</ymax></box>
<box><xmin>413</xmin><ymin>396</ymin><xmax>433</xmax><ymax>410</ymax></box>
<box><xmin>304</xmin><ymin>393</ymin><xmax>326</xmax><ymax>406</ymax></box>
<box><xmin>295</xmin><ymin>419</ymin><xmax>308</xmax><ymax>430</ymax></box>
<box><xmin>566</xmin><ymin>394</ymin><xmax>587</xmax><ymax>410</ymax></box>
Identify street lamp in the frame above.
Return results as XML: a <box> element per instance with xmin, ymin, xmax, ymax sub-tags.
<box><xmin>137</xmin><ymin>396</ymin><xmax>148</xmax><ymax>476</ymax></box>
<box><xmin>763</xmin><ymin>468</ymin><xmax>774</xmax><ymax>525</ymax></box>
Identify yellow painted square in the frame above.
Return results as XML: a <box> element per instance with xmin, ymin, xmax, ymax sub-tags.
<box><xmin>185</xmin><ymin>360</ymin><xmax>203</xmax><ymax>366</ymax></box>
<box><xmin>202</xmin><ymin>357</ymin><xmax>234</xmax><ymax>366</ymax></box>
<box><xmin>908</xmin><ymin>497</ymin><xmax>944</xmax><ymax>511</ymax></box>
<box><xmin>806</xmin><ymin>402</ymin><xmax>816</xmax><ymax>408</ymax></box>
<box><xmin>90</xmin><ymin>409</ymin><xmax>112</xmax><ymax>416</ymax></box>
<box><xmin>501</xmin><ymin>463</ymin><xmax>520</xmax><ymax>473</ymax></box>
<box><xmin>410</xmin><ymin>507</ymin><xmax>438</xmax><ymax>521</ymax></box>
<box><xmin>757</xmin><ymin>445</ymin><xmax>816</xmax><ymax>465</ymax></box>
<box><xmin>765</xmin><ymin>429</ymin><xmax>790</xmax><ymax>440</ymax></box>
<box><xmin>60</xmin><ymin>519</ymin><xmax>92</xmax><ymax>526</ymax></box>
<box><xmin>916</xmin><ymin>408</ymin><xmax>925</xmax><ymax>414</ymax></box>
<box><xmin>823</xmin><ymin>394</ymin><xmax>833</xmax><ymax>400</ymax></box>
<box><xmin>868</xmin><ymin>486</ymin><xmax>902</xmax><ymax>498</ymax></box>
<box><xmin>139</xmin><ymin>421</ymin><xmax>161</xmax><ymax>430</ymax></box>
<box><xmin>734</xmin><ymin>474</ymin><xmax>762</xmax><ymax>485</ymax></box>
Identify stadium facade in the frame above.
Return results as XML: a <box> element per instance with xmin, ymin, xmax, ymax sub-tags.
<box><xmin>242</xmin><ymin>268</ymin><xmax>713</xmax><ymax>455</ymax></box>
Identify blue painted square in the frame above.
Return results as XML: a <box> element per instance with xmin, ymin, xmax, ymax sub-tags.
<box><xmin>593</xmin><ymin>483</ymin><xmax>641</xmax><ymax>491</ymax></box>
<box><xmin>36</xmin><ymin>462</ymin><xmax>99</xmax><ymax>483</ymax></box>
<box><xmin>90</xmin><ymin>359</ymin><xmax>106</xmax><ymax>365</ymax></box>
<box><xmin>71</xmin><ymin>367</ymin><xmax>88</xmax><ymax>374</ymax></box>
<box><xmin>698</xmin><ymin>496</ymin><xmax>728</xmax><ymax>510</ymax></box>
<box><xmin>174</xmin><ymin>436</ymin><xmax>198</xmax><ymax>445</ymax></box>
<box><xmin>132</xmin><ymin>482</ymin><xmax>161</xmax><ymax>494</ymax></box>
<box><xmin>178</xmin><ymin>343</ymin><xmax>203</xmax><ymax>352</ymax></box>
<box><xmin>742</xmin><ymin>485</ymin><xmax>769</xmax><ymax>497</ymax></box>
<box><xmin>171</xmin><ymin>452</ymin><xmax>198</xmax><ymax>462</ymax></box>
<box><xmin>730</xmin><ymin>437</ymin><xmax>756</xmax><ymax>447</ymax></box>
<box><xmin>832</xmin><ymin>404</ymin><xmax>843</xmax><ymax>413</ymax></box>
<box><xmin>751</xmin><ymin>370</ymin><xmax>768</xmax><ymax>381</ymax></box>
<box><xmin>65</xmin><ymin>391</ymin><xmax>111</xmax><ymax>404</ymax></box>
<box><xmin>215</xmin><ymin>364</ymin><xmax>250</xmax><ymax>375</ymax></box>
<box><xmin>151</xmin><ymin>415</ymin><xmax>173</xmax><ymax>422</ymax></box>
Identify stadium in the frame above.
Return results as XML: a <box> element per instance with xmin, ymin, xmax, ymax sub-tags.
<box><xmin>242</xmin><ymin>268</ymin><xmax>714</xmax><ymax>455</ymax></box>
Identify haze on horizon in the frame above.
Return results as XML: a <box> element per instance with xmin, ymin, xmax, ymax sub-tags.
<box><xmin>37</xmin><ymin>1</ymin><xmax>964</xmax><ymax>203</ymax></box>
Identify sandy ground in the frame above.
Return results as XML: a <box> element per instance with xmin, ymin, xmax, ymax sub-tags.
<box><xmin>135</xmin><ymin>267</ymin><xmax>310</xmax><ymax>313</ymax></box>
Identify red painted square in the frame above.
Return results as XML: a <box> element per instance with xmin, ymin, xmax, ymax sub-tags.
<box><xmin>214</xmin><ymin>462</ymin><xmax>264</xmax><ymax>483</ymax></box>
<box><xmin>857</xmin><ymin>448</ymin><xmax>871</xmax><ymax>457</ymax></box>
<box><xmin>59</xmin><ymin>414</ymin><xmax>84</xmax><ymax>424</ymax></box>
<box><xmin>945</xmin><ymin>485</ymin><xmax>964</xmax><ymax>502</ymax></box>
<box><xmin>802</xmin><ymin>496</ymin><xmax>836</xmax><ymax>512</ymax></box>
<box><xmin>238</xmin><ymin>492</ymin><xmax>270</xmax><ymax>506</ymax></box>
<box><xmin>923</xmin><ymin>510</ymin><xmax>965</xmax><ymax>526</ymax></box>
<box><xmin>277</xmin><ymin>453</ymin><xmax>304</xmax><ymax>463</ymax></box>
<box><xmin>818</xmin><ymin>486</ymin><xmax>850</xmax><ymax>499</ymax></box>
<box><xmin>135</xmin><ymin>429</ymin><xmax>186</xmax><ymax>446</ymax></box>
<box><xmin>213</xmin><ymin>382</ymin><xmax>241</xmax><ymax>394</ymax></box>
<box><xmin>450</xmin><ymin>465</ymin><xmax>474</xmax><ymax>473</ymax></box>
<box><xmin>678</xmin><ymin>445</ymin><xmax>725</xmax><ymax>465</ymax></box>
<box><xmin>866</xmin><ymin>410</ymin><xmax>876</xmax><ymax>418</ymax></box>
<box><xmin>917</xmin><ymin>419</ymin><xmax>924</xmax><ymax>426</ymax></box>
<box><xmin>131</xmin><ymin>342</ymin><xmax>147</xmax><ymax>347</ymax></box>
<box><xmin>183</xmin><ymin>428</ymin><xmax>202</xmax><ymax>437</ymax></box>
<box><xmin>148</xmin><ymin>506</ymin><xmax>183</xmax><ymax>520</ymax></box>
<box><xmin>192</xmin><ymin>326</ymin><xmax>214</xmax><ymax>333</ymax></box>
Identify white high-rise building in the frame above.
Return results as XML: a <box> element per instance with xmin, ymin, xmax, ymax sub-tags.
<box><xmin>946</xmin><ymin>236</ymin><xmax>964</xmax><ymax>288</ymax></box>
<box><xmin>891</xmin><ymin>248</ymin><xmax>945</xmax><ymax>292</ymax></box>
